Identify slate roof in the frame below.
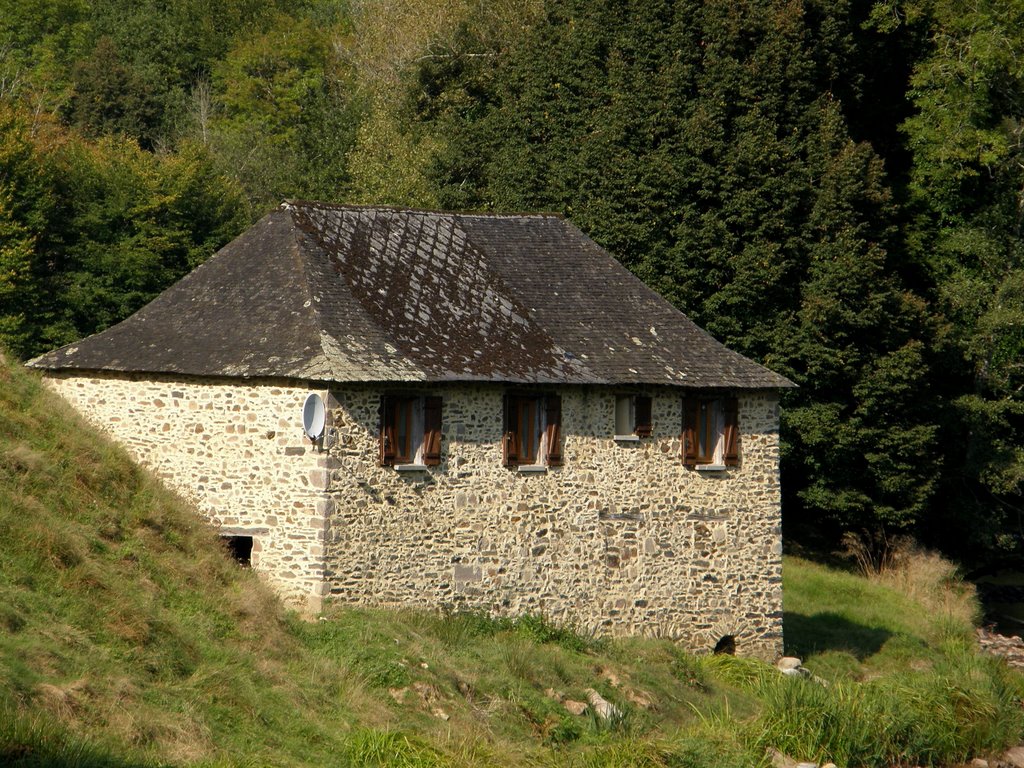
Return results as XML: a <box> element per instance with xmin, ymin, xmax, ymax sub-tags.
<box><xmin>29</xmin><ymin>201</ymin><xmax>793</xmax><ymax>389</ymax></box>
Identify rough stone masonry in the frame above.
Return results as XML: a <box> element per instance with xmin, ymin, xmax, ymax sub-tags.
<box><xmin>42</xmin><ymin>371</ymin><xmax>783</xmax><ymax>659</ymax></box>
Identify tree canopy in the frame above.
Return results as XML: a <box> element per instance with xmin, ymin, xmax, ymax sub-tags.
<box><xmin>1</xmin><ymin>0</ymin><xmax>1022</xmax><ymax>564</ymax></box>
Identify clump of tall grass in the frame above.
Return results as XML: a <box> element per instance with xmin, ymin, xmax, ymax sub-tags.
<box><xmin>708</xmin><ymin>643</ymin><xmax>1024</xmax><ymax>767</ymax></box>
<box><xmin>410</xmin><ymin>609</ymin><xmax>509</xmax><ymax>647</ymax></box>
<box><xmin>0</xmin><ymin>705</ymin><xmax>152</xmax><ymax>768</ymax></box>
<box><xmin>699</xmin><ymin>654</ymin><xmax>776</xmax><ymax>691</ymax></box>
<box><xmin>341</xmin><ymin>729</ymin><xmax>446</xmax><ymax>768</ymax></box>
<box><xmin>844</xmin><ymin>533</ymin><xmax>980</xmax><ymax>632</ymax></box>
<box><xmin>560</xmin><ymin>739</ymin><xmax>696</xmax><ymax>768</ymax></box>
<box><xmin>876</xmin><ymin>546</ymin><xmax>979</xmax><ymax>629</ymax></box>
<box><xmin>511</xmin><ymin>614</ymin><xmax>601</xmax><ymax>653</ymax></box>
<box><xmin>398</xmin><ymin>608</ymin><xmax>602</xmax><ymax>653</ymax></box>
<box><xmin>556</xmin><ymin>729</ymin><xmax>765</xmax><ymax>768</ymax></box>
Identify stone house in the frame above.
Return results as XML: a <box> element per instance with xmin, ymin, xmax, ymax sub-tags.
<box><xmin>30</xmin><ymin>201</ymin><xmax>793</xmax><ymax>658</ymax></box>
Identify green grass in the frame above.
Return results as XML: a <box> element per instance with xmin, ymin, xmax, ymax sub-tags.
<box><xmin>0</xmin><ymin>707</ymin><xmax>159</xmax><ymax>768</ymax></box>
<box><xmin>1</xmin><ymin>352</ymin><xmax>1023</xmax><ymax>767</ymax></box>
<box><xmin>783</xmin><ymin>553</ymin><xmax>978</xmax><ymax>680</ymax></box>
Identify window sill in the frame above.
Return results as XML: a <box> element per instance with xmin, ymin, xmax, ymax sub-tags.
<box><xmin>613</xmin><ymin>434</ymin><xmax>640</xmax><ymax>442</ymax></box>
<box><xmin>516</xmin><ymin>465</ymin><xmax>548</xmax><ymax>474</ymax></box>
<box><xmin>695</xmin><ymin>464</ymin><xmax>728</xmax><ymax>472</ymax></box>
<box><xmin>395</xmin><ymin>463</ymin><xmax>429</xmax><ymax>472</ymax></box>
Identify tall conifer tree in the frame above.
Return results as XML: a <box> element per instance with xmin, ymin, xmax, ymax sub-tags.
<box><xmin>418</xmin><ymin>0</ymin><xmax>941</xmax><ymax>547</ymax></box>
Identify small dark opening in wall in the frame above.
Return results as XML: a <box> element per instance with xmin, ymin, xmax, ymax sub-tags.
<box><xmin>713</xmin><ymin>635</ymin><xmax>736</xmax><ymax>655</ymax></box>
<box><xmin>222</xmin><ymin>535</ymin><xmax>253</xmax><ymax>567</ymax></box>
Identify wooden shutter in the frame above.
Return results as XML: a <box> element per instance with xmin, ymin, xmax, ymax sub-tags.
<box><xmin>380</xmin><ymin>395</ymin><xmax>396</xmax><ymax>466</ymax></box>
<box><xmin>682</xmin><ymin>397</ymin><xmax>698</xmax><ymax>466</ymax></box>
<box><xmin>545</xmin><ymin>395</ymin><xmax>563</xmax><ymax>466</ymax></box>
<box><xmin>502</xmin><ymin>394</ymin><xmax>518</xmax><ymax>467</ymax></box>
<box><xmin>634</xmin><ymin>395</ymin><xmax>653</xmax><ymax>438</ymax></box>
<box><xmin>722</xmin><ymin>397</ymin><xmax>740</xmax><ymax>466</ymax></box>
<box><xmin>423</xmin><ymin>396</ymin><xmax>442</xmax><ymax>466</ymax></box>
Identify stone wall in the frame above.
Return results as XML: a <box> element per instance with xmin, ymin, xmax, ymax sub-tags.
<box><xmin>42</xmin><ymin>371</ymin><xmax>333</xmax><ymax>612</ymax></box>
<box><xmin>41</xmin><ymin>372</ymin><xmax>783</xmax><ymax>657</ymax></box>
<box><xmin>323</xmin><ymin>385</ymin><xmax>783</xmax><ymax>658</ymax></box>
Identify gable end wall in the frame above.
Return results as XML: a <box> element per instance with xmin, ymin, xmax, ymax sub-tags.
<box><xmin>41</xmin><ymin>371</ymin><xmax>332</xmax><ymax>612</ymax></box>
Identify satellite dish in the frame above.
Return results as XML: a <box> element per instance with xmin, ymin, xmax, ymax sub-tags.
<box><xmin>302</xmin><ymin>393</ymin><xmax>326</xmax><ymax>441</ymax></box>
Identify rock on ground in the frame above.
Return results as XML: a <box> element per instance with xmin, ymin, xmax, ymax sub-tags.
<box><xmin>585</xmin><ymin>688</ymin><xmax>621</xmax><ymax>721</ymax></box>
<box><xmin>977</xmin><ymin>628</ymin><xmax>1024</xmax><ymax>669</ymax></box>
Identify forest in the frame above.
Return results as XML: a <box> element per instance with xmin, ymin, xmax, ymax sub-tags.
<box><xmin>0</xmin><ymin>0</ymin><xmax>1021</xmax><ymax>568</ymax></box>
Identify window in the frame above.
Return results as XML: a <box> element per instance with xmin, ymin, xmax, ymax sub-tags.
<box><xmin>682</xmin><ymin>397</ymin><xmax>739</xmax><ymax>468</ymax></box>
<box><xmin>614</xmin><ymin>394</ymin><xmax>653</xmax><ymax>439</ymax></box>
<box><xmin>380</xmin><ymin>395</ymin><xmax>442</xmax><ymax>467</ymax></box>
<box><xmin>503</xmin><ymin>393</ymin><xmax>562</xmax><ymax>468</ymax></box>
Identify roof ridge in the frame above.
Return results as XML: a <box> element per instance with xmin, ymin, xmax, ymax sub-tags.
<box><xmin>281</xmin><ymin>199</ymin><xmax>565</xmax><ymax>221</ymax></box>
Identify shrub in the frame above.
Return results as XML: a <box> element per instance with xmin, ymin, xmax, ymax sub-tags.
<box><xmin>511</xmin><ymin>614</ymin><xmax>600</xmax><ymax>654</ymax></box>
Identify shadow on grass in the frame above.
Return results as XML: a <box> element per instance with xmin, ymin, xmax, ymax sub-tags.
<box><xmin>1</xmin><ymin>722</ymin><xmax>157</xmax><ymax>768</ymax></box>
<box><xmin>0</xmin><ymin>748</ymin><xmax>155</xmax><ymax>768</ymax></box>
<box><xmin>784</xmin><ymin>611</ymin><xmax>892</xmax><ymax>660</ymax></box>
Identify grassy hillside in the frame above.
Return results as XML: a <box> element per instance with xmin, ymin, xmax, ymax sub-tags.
<box><xmin>2</xmin><ymin>353</ymin><xmax>1023</xmax><ymax>767</ymax></box>
<box><xmin>0</xmin><ymin>353</ymin><xmax>382</xmax><ymax>766</ymax></box>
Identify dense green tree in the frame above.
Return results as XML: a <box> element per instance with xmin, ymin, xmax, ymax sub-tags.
<box><xmin>0</xmin><ymin>115</ymin><xmax>246</xmax><ymax>357</ymax></box>
<box><xmin>207</xmin><ymin>14</ymin><xmax>364</xmax><ymax>209</ymax></box>
<box><xmin>0</xmin><ymin>106</ymin><xmax>53</xmax><ymax>357</ymax></box>
<box><xmin>68</xmin><ymin>36</ymin><xmax>162</xmax><ymax>146</ymax></box>
<box><xmin>417</xmin><ymin>0</ymin><xmax>942</xmax><ymax>545</ymax></box>
<box><xmin>0</xmin><ymin>0</ymin><xmax>88</xmax><ymax>111</ymax></box>
<box><xmin>878</xmin><ymin>0</ymin><xmax>1024</xmax><ymax>561</ymax></box>
<box><xmin>42</xmin><ymin>137</ymin><xmax>247</xmax><ymax>346</ymax></box>
<box><xmin>0</xmin><ymin>0</ymin><xmax>328</xmax><ymax>150</ymax></box>
<box><xmin>781</xmin><ymin>102</ymin><xmax>937</xmax><ymax>535</ymax></box>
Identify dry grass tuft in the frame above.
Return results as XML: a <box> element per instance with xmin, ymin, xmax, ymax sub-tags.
<box><xmin>2</xmin><ymin>444</ymin><xmax>48</xmax><ymax>474</ymax></box>
<box><xmin>21</xmin><ymin>518</ymin><xmax>86</xmax><ymax>570</ymax></box>
<box><xmin>34</xmin><ymin>679</ymin><xmax>91</xmax><ymax>720</ymax></box>
<box><xmin>876</xmin><ymin>545</ymin><xmax>980</xmax><ymax>627</ymax></box>
<box><xmin>231</xmin><ymin>577</ymin><xmax>284</xmax><ymax>626</ymax></box>
<box><xmin>845</xmin><ymin>532</ymin><xmax>980</xmax><ymax>628</ymax></box>
<box><xmin>146</xmin><ymin>715</ymin><xmax>215</xmax><ymax>764</ymax></box>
